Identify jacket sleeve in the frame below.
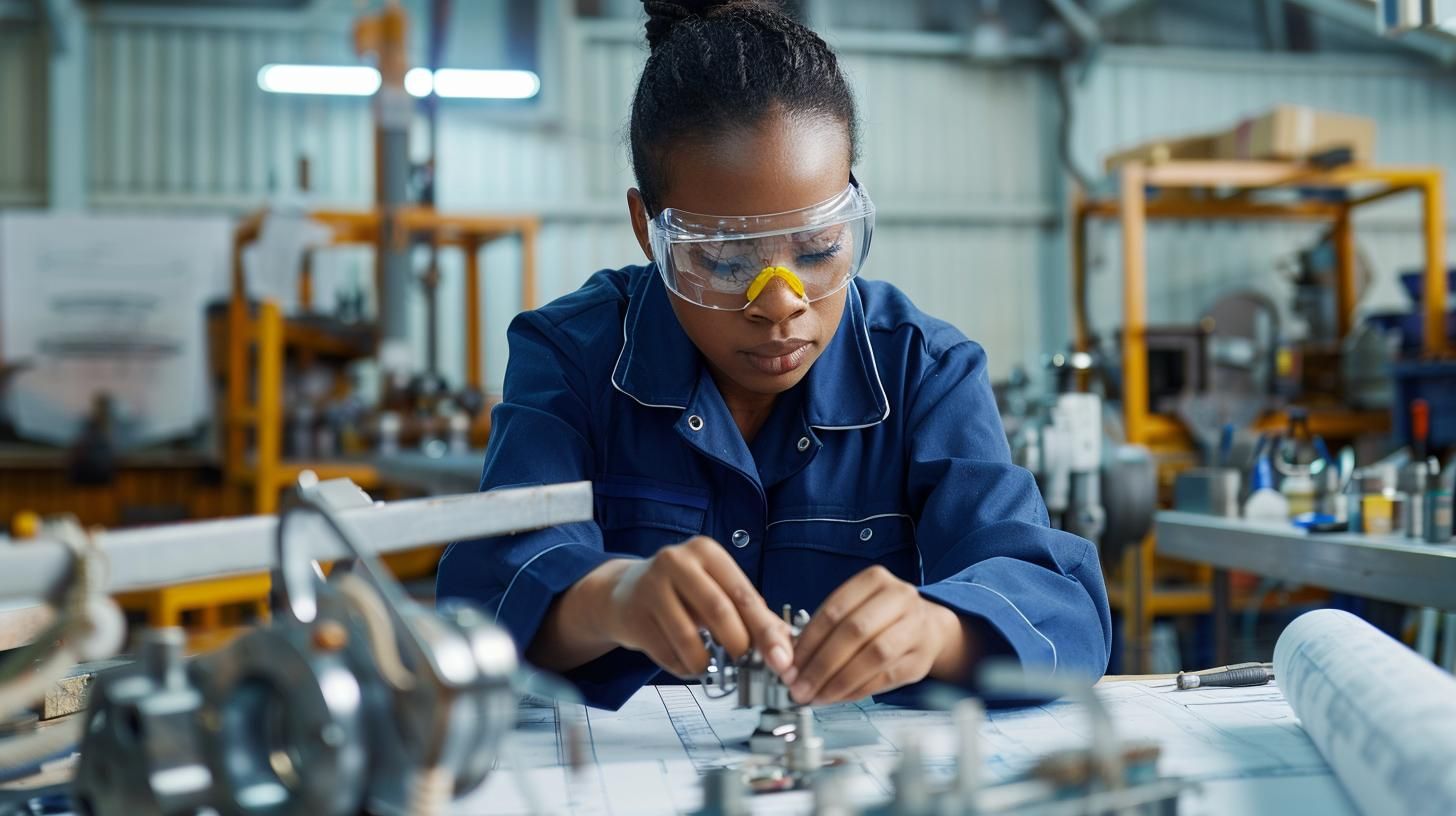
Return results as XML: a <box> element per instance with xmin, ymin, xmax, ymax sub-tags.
<box><xmin>875</xmin><ymin>340</ymin><xmax>1111</xmax><ymax>706</ymax></box>
<box><xmin>435</xmin><ymin>310</ymin><xmax>661</xmax><ymax>710</ymax></box>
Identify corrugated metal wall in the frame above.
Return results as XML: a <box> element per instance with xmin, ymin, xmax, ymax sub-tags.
<box><xmin>1070</xmin><ymin>47</ymin><xmax>1456</xmax><ymax>349</ymax></box>
<box><xmin>0</xmin><ymin>20</ymin><xmax>48</xmax><ymax>206</ymax></box>
<box><xmin>87</xmin><ymin>18</ymin><xmax>371</xmax><ymax>209</ymax></box>
<box><xmin>7</xmin><ymin>4</ymin><xmax>1456</xmax><ymax>390</ymax></box>
<box><xmin>75</xmin><ymin>13</ymin><xmax>1058</xmax><ymax>388</ymax></box>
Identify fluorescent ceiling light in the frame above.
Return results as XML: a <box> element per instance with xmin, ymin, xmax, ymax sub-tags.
<box><xmin>257</xmin><ymin>64</ymin><xmax>380</xmax><ymax>96</ymax></box>
<box><xmin>404</xmin><ymin>67</ymin><xmax>434</xmax><ymax>97</ymax></box>
<box><xmin>431</xmin><ymin>69</ymin><xmax>540</xmax><ymax>99</ymax></box>
<box><xmin>258</xmin><ymin>64</ymin><xmax>541</xmax><ymax>100</ymax></box>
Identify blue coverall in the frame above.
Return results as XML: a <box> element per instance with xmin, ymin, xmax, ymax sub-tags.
<box><xmin>437</xmin><ymin>264</ymin><xmax>1112</xmax><ymax>709</ymax></box>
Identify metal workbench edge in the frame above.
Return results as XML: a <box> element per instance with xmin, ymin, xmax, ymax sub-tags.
<box><xmin>1155</xmin><ymin>510</ymin><xmax>1456</xmax><ymax>611</ymax></box>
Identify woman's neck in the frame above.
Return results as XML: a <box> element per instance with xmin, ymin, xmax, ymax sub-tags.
<box><xmin>709</xmin><ymin>366</ymin><xmax>777</xmax><ymax>444</ymax></box>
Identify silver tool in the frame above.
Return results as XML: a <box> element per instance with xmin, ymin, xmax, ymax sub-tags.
<box><xmin>1175</xmin><ymin>662</ymin><xmax>1274</xmax><ymax>690</ymax></box>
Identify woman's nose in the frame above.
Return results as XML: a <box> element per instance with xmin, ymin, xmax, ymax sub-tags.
<box><xmin>744</xmin><ymin>273</ymin><xmax>808</xmax><ymax>324</ymax></box>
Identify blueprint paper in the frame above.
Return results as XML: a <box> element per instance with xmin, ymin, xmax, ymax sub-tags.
<box><xmin>454</xmin><ymin>679</ymin><xmax>1355</xmax><ymax>815</ymax></box>
<box><xmin>1274</xmin><ymin>609</ymin><xmax>1456</xmax><ymax>816</ymax></box>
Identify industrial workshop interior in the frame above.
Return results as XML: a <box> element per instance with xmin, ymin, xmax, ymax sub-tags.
<box><xmin>5</xmin><ymin>0</ymin><xmax>1456</xmax><ymax>813</ymax></box>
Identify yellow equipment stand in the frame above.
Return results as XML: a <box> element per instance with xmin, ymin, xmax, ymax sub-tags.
<box><xmin>1073</xmin><ymin>161</ymin><xmax>1449</xmax><ymax>672</ymax></box>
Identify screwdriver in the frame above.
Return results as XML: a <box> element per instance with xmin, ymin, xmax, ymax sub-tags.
<box><xmin>1175</xmin><ymin>662</ymin><xmax>1274</xmax><ymax>690</ymax></box>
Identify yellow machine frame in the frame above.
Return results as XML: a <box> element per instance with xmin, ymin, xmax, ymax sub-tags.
<box><xmin>1073</xmin><ymin>160</ymin><xmax>1448</xmax><ymax>672</ymax></box>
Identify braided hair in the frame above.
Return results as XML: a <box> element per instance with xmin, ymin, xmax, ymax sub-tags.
<box><xmin>630</xmin><ymin>0</ymin><xmax>859</xmax><ymax>213</ymax></box>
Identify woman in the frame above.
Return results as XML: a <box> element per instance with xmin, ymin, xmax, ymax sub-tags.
<box><xmin>437</xmin><ymin>0</ymin><xmax>1110</xmax><ymax>710</ymax></box>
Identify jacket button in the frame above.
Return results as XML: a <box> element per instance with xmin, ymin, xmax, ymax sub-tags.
<box><xmin>796</xmin><ymin>436</ymin><xmax>811</xmax><ymax>452</ymax></box>
<box><xmin>731</xmin><ymin>530</ymin><xmax>751</xmax><ymax>548</ymax></box>
<box><xmin>687</xmin><ymin>415</ymin><xmax>704</xmax><ymax>432</ymax></box>
<box><xmin>859</xmin><ymin>527</ymin><xmax>874</xmax><ymax>542</ymax></box>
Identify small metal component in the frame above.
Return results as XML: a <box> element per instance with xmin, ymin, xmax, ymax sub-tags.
<box><xmin>952</xmin><ymin>697</ymin><xmax>984</xmax><ymax>802</ymax></box>
<box><xmin>890</xmin><ymin>730</ymin><xmax>931</xmax><ymax>816</ymax></box>
<box><xmin>699</xmin><ymin>609</ymin><xmax>812</xmax><ymax>757</ymax></box>
<box><xmin>785</xmin><ymin>708</ymin><xmax>823</xmax><ymax>775</ymax></box>
<box><xmin>693</xmin><ymin>767</ymin><xmax>749</xmax><ymax>816</ymax></box>
<box><xmin>730</xmin><ymin>530</ymin><xmax>750</xmax><ymax>549</ymax></box>
<box><xmin>810</xmin><ymin>765</ymin><xmax>855</xmax><ymax>816</ymax></box>
<box><xmin>73</xmin><ymin>628</ymin><xmax>214</xmax><ymax>816</ymax></box>
<box><xmin>1426</xmin><ymin>489</ymin><xmax>1454</xmax><ymax>544</ymax></box>
<box><xmin>190</xmin><ymin>620</ymin><xmax>370</xmax><ymax>816</ymax></box>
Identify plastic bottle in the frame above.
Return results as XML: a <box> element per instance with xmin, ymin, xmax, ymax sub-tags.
<box><xmin>1244</xmin><ymin>434</ymin><xmax>1291</xmax><ymax>522</ymax></box>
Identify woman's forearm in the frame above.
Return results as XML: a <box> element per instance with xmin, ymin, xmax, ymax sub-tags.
<box><xmin>524</xmin><ymin>558</ymin><xmax>633</xmax><ymax>672</ymax></box>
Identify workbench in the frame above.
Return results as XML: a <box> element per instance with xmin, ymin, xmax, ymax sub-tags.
<box><xmin>456</xmin><ymin>677</ymin><xmax>1348</xmax><ymax>815</ymax></box>
<box><xmin>1155</xmin><ymin>510</ymin><xmax>1456</xmax><ymax>666</ymax></box>
<box><xmin>2</xmin><ymin>678</ymin><xmax>1353</xmax><ymax>816</ymax></box>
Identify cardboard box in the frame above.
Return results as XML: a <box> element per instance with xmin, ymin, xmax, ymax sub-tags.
<box><xmin>1103</xmin><ymin>105</ymin><xmax>1378</xmax><ymax>172</ymax></box>
<box><xmin>1214</xmin><ymin>105</ymin><xmax>1376</xmax><ymax>163</ymax></box>
<box><xmin>1104</xmin><ymin>131</ymin><xmax>1221</xmax><ymax>172</ymax></box>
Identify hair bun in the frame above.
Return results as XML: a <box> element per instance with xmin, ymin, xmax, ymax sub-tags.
<box><xmin>643</xmin><ymin>0</ymin><xmax>748</xmax><ymax>50</ymax></box>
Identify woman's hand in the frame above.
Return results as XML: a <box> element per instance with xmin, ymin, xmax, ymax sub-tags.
<box><xmin>601</xmin><ymin>536</ymin><xmax>795</xmax><ymax>678</ymax></box>
<box><xmin>787</xmin><ymin>566</ymin><xmax>975</xmax><ymax>705</ymax></box>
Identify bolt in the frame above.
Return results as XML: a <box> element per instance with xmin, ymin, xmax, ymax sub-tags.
<box><xmin>311</xmin><ymin>620</ymin><xmax>349</xmax><ymax>652</ymax></box>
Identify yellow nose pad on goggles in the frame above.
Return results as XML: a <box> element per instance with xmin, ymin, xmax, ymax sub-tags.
<box><xmin>745</xmin><ymin>266</ymin><xmax>807</xmax><ymax>303</ymax></box>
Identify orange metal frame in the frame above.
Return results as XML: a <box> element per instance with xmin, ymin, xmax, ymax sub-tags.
<box><xmin>1072</xmin><ymin>160</ymin><xmax>1448</xmax><ymax>671</ymax></box>
<box><xmin>226</xmin><ymin>207</ymin><xmax>540</xmax><ymax>515</ymax></box>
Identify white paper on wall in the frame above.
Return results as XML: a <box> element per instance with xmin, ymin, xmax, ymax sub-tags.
<box><xmin>0</xmin><ymin>212</ymin><xmax>231</xmax><ymax>447</ymax></box>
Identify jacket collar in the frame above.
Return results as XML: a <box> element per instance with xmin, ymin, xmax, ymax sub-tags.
<box><xmin>611</xmin><ymin>265</ymin><xmax>890</xmax><ymax>430</ymax></box>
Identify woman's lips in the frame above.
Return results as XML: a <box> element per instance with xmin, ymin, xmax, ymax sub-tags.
<box><xmin>742</xmin><ymin>340</ymin><xmax>812</xmax><ymax>375</ymax></box>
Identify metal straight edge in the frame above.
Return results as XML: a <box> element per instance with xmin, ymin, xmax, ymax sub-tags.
<box><xmin>0</xmin><ymin>481</ymin><xmax>594</xmax><ymax>603</ymax></box>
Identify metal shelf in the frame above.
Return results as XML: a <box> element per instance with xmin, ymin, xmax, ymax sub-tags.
<box><xmin>1155</xmin><ymin>510</ymin><xmax>1456</xmax><ymax>611</ymax></box>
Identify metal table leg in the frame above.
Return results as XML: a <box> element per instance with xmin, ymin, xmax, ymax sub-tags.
<box><xmin>1213</xmin><ymin>568</ymin><xmax>1230</xmax><ymax>665</ymax></box>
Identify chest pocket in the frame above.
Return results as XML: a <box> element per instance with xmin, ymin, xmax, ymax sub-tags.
<box><xmin>760</xmin><ymin>513</ymin><xmax>919</xmax><ymax>615</ymax></box>
<box><xmin>594</xmin><ymin>476</ymin><xmax>709</xmax><ymax>558</ymax></box>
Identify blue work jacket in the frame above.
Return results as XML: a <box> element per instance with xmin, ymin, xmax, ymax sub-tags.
<box><xmin>437</xmin><ymin>264</ymin><xmax>1111</xmax><ymax>709</ymax></box>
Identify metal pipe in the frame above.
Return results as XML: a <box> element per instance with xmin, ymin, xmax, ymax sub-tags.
<box><xmin>0</xmin><ymin>481</ymin><xmax>593</xmax><ymax>604</ymax></box>
<box><xmin>358</xmin><ymin>2</ymin><xmax>416</xmax><ymax>360</ymax></box>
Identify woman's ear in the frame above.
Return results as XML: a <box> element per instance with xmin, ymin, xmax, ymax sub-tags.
<box><xmin>627</xmin><ymin>188</ymin><xmax>654</xmax><ymax>262</ymax></box>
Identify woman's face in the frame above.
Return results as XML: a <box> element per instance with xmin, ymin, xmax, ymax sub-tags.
<box><xmin>629</xmin><ymin>109</ymin><xmax>852</xmax><ymax>399</ymax></box>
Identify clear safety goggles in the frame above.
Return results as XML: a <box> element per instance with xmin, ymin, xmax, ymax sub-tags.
<box><xmin>647</xmin><ymin>180</ymin><xmax>875</xmax><ymax>311</ymax></box>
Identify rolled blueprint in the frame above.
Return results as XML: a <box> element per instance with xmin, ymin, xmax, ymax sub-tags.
<box><xmin>1274</xmin><ymin>609</ymin><xmax>1456</xmax><ymax>816</ymax></box>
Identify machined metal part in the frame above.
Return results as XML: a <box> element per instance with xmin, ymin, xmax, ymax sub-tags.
<box><xmin>693</xmin><ymin>767</ymin><xmax>750</xmax><ymax>816</ymax></box>
<box><xmin>700</xmin><ymin>607</ymin><xmax>811</xmax><ymax>758</ymax></box>
<box><xmin>189</xmin><ymin>618</ymin><xmax>370</xmax><ymax>816</ymax></box>
<box><xmin>759</xmin><ymin>663</ymin><xmax>1195</xmax><ymax>815</ymax></box>
<box><xmin>784</xmin><ymin>708</ymin><xmax>823</xmax><ymax>775</ymax></box>
<box><xmin>73</xmin><ymin>629</ymin><xmax>213</xmax><ymax>816</ymax></box>
<box><xmin>267</xmin><ymin>486</ymin><xmax>521</xmax><ymax>814</ymax></box>
<box><xmin>70</xmin><ymin>478</ymin><xmax>550</xmax><ymax>816</ymax></box>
